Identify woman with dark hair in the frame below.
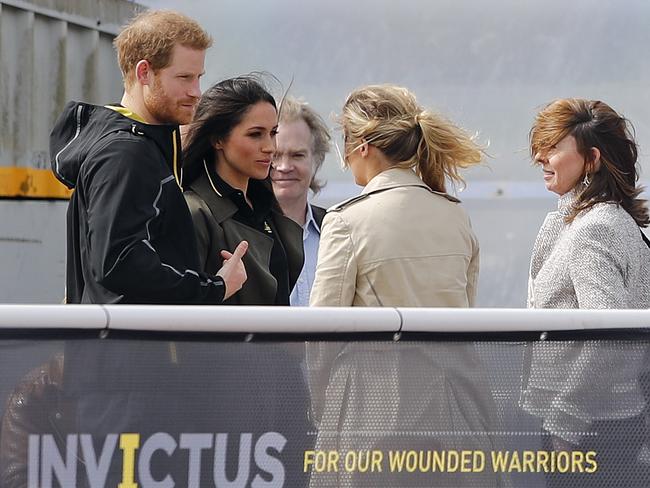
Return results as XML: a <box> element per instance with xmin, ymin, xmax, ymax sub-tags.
<box><xmin>521</xmin><ymin>98</ymin><xmax>650</xmax><ymax>487</ymax></box>
<box><xmin>526</xmin><ymin>98</ymin><xmax>649</xmax><ymax>309</ymax></box>
<box><xmin>182</xmin><ymin>76</ymin><xmax>303</xmax><ymax>305</ymax></box>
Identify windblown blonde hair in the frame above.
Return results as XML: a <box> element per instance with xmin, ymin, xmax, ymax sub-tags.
<box><xmin>114</xmin><ymin>10</ymin><xmax>212</xmax><ymax>87</ymax></box>
<box><xmin>341</xmin><ymin>84</ymin><xmax>482</xmax><ymax>192</ymax></box>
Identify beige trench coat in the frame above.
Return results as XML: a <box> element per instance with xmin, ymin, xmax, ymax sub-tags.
<box><xmin>310</xmin><ymin>167</ymin><xmax>479</xmax><ymax>307</ymax></box>
<box><xmin>307</xmin><ymin>170</ymin><xmax>508</xmax><ymax>487</ymax></box>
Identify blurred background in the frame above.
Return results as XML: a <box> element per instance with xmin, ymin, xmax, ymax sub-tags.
<box><xmin>2</xmin><ymin>0</ymin><xmax>649</xmax><ymax>306</ymax></box>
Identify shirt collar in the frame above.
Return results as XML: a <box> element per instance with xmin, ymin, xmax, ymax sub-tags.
<box><xmin>361</xmin><ymin>167</ymin><xmax>460</xmax><ymax>203</ymax></box>
<box><xmin>205</xmin><ymin>161</ymin><xmax>274</xmax><ymax>218</ymax></box>
<box><xmin>304</xmin><ymin>203</ymin><xmax>321</xmax><ymax>236</ymax></box>
<box><xmin>205</xmin><ymin>161</ymin><xmax>238</xmax><ymax>199</ymax></box>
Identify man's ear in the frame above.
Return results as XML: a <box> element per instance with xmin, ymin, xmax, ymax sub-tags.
<box><xmin>135</xmin><ymin>60</ymin><xmax>153</xmax><ymax>86</ymax></box>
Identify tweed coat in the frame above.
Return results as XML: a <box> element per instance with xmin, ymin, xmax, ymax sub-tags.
<box><xmin>522</xmin><ymin>190</ymin><xmax>650</xmax><ymax>443</ymax></box>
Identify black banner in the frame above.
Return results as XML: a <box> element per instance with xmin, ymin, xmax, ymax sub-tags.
<box><xmin>1</xmin><ymin>330</ymin><xmax>649</xmax><ymax>487</ymax></box>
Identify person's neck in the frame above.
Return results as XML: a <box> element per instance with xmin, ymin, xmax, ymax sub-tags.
<box><xmin>280</xmin><ymin>195</ymin><xmax>309</xmax><ymax>227</ymax></box>
<box><xmin>120</xmin><ymin>91</ymin><xmax>158</xmax><ymax>125</ymax></box>
<box><xmin>363</xmin><ymin>155</ymin><xmax>394</xmax><ymax>186</ymax></box>
<box><xmin>215</xmin><ymin>160</ymin><xmax>250</xmax><ymax>203</ymax></box>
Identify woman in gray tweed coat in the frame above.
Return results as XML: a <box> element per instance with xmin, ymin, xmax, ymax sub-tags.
<box><xmin>521</xmin><ymin>98</ymin><xmax>650</xmax><ymax>487</ymax></box>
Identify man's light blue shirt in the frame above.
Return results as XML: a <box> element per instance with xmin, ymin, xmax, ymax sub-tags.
<box><xmin>290</xmin><ymin>204</ymin><xmax>321</xmax><ymax>306</ymax></box>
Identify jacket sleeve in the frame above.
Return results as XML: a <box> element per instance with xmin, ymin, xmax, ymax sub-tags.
<box><xmin>568</xmin><ymin>219</ymin><xmax>627</xmax><ymax>309</ymax></box>
<box><xmin>466</xmin><ymin>227</ymin><xmax>480</xmax><ymax>307</ymax></box>
<box><xmin>310</xmin><ymin>212</ymin><xmax>357</xmax><ymax>306</ymax></box>
<box><xmin>81</xmin><ymin>137</ymin><xmax>225</xmax><ymax>304</ymax></box>
<box><xmin>184</xmin><ymin>192</ymin><xmax>213</xmax><ymax>273</ymax></box>
<box><xmin>542</xmin><ymin>340</ymin><xmax>646</xmax><ymax>444</ymax></box>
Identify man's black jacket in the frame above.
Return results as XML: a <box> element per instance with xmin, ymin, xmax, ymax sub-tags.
<box><xmin>50</xmin><ymin>102</ymin><xmax>225</xmax><ymax>304</ymax></box>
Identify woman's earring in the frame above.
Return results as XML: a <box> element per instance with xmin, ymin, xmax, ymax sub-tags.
<box><xmin>582</xmin><ymin>173</ymin><xmax>591</xmax><ymax>187</ymax></box>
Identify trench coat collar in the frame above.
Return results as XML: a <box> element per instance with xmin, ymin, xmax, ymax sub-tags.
<box><xmin>361</xmin><ymin>167</ymin><xmax>460</xmax><ymax>202</ymax></box>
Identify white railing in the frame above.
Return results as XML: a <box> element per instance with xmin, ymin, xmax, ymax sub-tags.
<box><xmin>1</xmin><ymin>305</ymin><xmax>650</xmax><ymax>333</ymax></box>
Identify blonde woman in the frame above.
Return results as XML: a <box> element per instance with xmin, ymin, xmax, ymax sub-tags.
<box><xmin>307</xmin><ymin>85</ymin><xmax>506</xmax><ymax>487</ymax></box>
<box><xmin>310</xmin><ymin>84</ymin><xmax>480</xmax><ymax>307</ymax></box>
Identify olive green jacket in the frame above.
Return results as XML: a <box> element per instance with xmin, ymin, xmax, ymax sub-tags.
<box><xmin>185</xmin><ymin>170</ymin><xmax>303</xmax><ymax>305</ymax></box>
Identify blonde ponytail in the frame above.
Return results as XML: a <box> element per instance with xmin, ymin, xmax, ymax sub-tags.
<box><xmin>415</xmin><ymin>111</ymin><xmax>483</xmax><ymax>192</ymax></box>
<box><xmin>342</xmin><ymin>84</ymin><xmax>483</xmax><ymax>193</ymax></box>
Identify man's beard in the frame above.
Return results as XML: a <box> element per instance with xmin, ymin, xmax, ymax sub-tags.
<box><xmin>144</xmin><ymin>78</ymin><xmax>195</xmax><ymax>125</ymax></box>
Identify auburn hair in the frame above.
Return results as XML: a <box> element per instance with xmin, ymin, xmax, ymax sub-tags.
<box><xmin>114</xmin><ymin>10</ymin><xmax>212</xmax><ymax>87</ymax></box>
<box><xmin>530</xmin><ymin>98</ymin><xmax>648</xmax><ymax>226</ymax></box>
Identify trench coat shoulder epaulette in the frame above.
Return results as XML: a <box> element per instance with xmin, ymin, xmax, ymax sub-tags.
<box><xmin>327</xmin><ymin>184</ymin><xmax>460</xmax><ymax>213</ymax></box>
<box><xmin>326</xmin><ymin>193</ymin><xmax>370</xmax><ymax>212</ymax></box>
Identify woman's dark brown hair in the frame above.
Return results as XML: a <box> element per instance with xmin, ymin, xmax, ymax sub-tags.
<box><xmin>530</xmin><ymin>98</ymin><xmax>648</xmax><ymax>226</ymax></box>
<box><xmin>181</xmin><ymin>74</ymin><xmax>277</xmax><ymax>190</ymax></box>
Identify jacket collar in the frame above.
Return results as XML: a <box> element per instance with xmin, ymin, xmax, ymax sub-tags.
<box><xmin>190</xmin><ymin>163</ymin><xmax>238</xmax><ymax>223</ymax></box>
<box><xmin>557</xmin><ymin>189</ymin><xmax>579</xmax><ymax>217</ymax></box>
<box><xmin>189</xmin><ymin>161</ymin><xmax>279</xmax><ymax>224</ymax></box>
<box><xmin>362</xmin><ymin>167</ymin><xmax>460</xmax><ymax>203</ymax></box>
<box><xmin>104</xmin><ymin>105</ymin><xmax>180</xmax><ymax>177</ymax></box>
<box><xmin>310</xmin><ymin>204</ymin><xmax>327</xmax><ymax>229</ymax></box>
<box><xmin>50</xmin><ymin>102</ymin><xmax>181</xmax><ymax>189</ymax></box>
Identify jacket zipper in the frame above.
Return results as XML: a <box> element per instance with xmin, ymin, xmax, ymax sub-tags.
<box><xmin>172</xmin><ymin>129</ymin><xmax>181</xmax><ymax>189</ymax></box>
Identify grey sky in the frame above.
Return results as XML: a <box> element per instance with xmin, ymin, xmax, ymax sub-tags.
<box><xmin>138</xmin><ymin>0</ymin><xmax>650</xmax><ymax>189</ymax></box>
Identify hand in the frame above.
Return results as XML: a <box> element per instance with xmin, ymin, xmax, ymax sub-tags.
<box><xmin>216</xmin><ymin>241</ymin><xmax>248</xmax><ymax>300</ymax></box>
